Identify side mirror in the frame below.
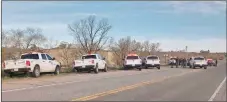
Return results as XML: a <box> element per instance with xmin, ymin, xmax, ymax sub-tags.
<box><xmin>103</xmin><ymin>58</ymin><xmax>105</xmax><ymax>60</ymax></box>
<box><xmin>52</xmin><ymin>57</ymin><xmax>56</xmax><ymax>60</ymax></box>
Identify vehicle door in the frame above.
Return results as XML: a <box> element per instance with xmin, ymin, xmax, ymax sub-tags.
<box><xmin>46</xmin><ymin>54</ymin><xmax>56</xmax><ymax>72</ymax></box>
<box><xmin>99</xmin><ymin>55</ymin><xmax>106</xmax><ymax>69</ymax></box>
<box><xmin>40</xmin><ymin>54</ymin><xmax>51</xmax><ymax>72</ymax></box>
<box><xmin>97</xmin><ymin>54</ymin><xmax>104</xmax><ymax>69</ymax></box>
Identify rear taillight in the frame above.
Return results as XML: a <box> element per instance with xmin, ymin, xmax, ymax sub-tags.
<box><xmin>91</xmin><ymin>60</ymin><xmax>94</xmax><ymax>64</ymax></box>
<box><xmin>26</xmin><ymin>61</ymin><xmax>30</xmax><ymax>66</ymax></box>
<box><xmin>2</xmin><ymin>62</ymin><xmax>5</xmax><ymax>68</ymax></box>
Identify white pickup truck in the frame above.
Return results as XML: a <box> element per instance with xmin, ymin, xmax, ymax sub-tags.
<box><xmin>123</xmin><ymin>54</ymin><xmax>142</xmax><ymax>71</ymax></box>
<box><xmin>2</xmin><ymin>52</ymin><xmax>61</xmax><ymax>77</ymax></box>
<box><xmin>73</xmin><ymin>54</ymin><xmax>107</xmax><ymax>74</ymax></box>
<box><xmin>189</xmin><ymin>56</ymin><xmax>207</xmax><ymax>69</ymax></box>
<box><xmin>145</xmin><ymin>55</ymin><xmax>160</xmax><ymax>69</ymax></box>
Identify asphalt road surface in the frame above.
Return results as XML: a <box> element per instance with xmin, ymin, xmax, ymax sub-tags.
<box><xmin>2</xmin><ymin>60</ymin><xmax>226</xmax><ymax>101</ymax></box>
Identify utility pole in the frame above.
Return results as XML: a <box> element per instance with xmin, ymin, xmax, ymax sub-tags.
<box><xmin>186</xmin><ymin>46</ymin><xmax>188</xmax><ymax>59</ymax></box>
<box><xmin>164</xmin><ymin>54</ymin><xmax>169</xmax><ymax>65</ymax></box>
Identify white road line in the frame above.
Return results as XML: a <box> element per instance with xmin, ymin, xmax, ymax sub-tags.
<box><xmin>208</xmin><ymin>77</ymin><xmax>226</xmax><ymax>101</ymax></box>
<box><xmin>2</xmin><ymin>69</ymin><xmax>168</xmax><ymax>93</ymax></box>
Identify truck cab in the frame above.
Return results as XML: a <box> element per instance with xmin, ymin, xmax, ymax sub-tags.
<box><xmin>123</xmin><ymin>54</ymin><xmax>142</xmax><ymax>71</ymax></box>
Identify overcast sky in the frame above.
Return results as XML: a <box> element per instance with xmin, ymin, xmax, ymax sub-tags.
<box><xmin>2</xmin><ymin>1</ymin><xmax>226</xmax><ymax>52</ymax></box>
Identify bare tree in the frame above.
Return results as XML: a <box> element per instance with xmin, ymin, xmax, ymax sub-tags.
<box><xmin>43</xmin><ymin>38</ymin><xmax>59</xmax><ymax>53</ymax></box>
<box><xmin>57</xmin><ymin>42</ymin><xmax>76</xmax><ymax>67</ymax></box>
<box><xmin>142</xmin><ymin>40</ymin><xmax>161</xmax><ymax>55</ymax></box>
<box><xmin>2</xmin><ymin>30</ymin><xmax>10</xmax><ymax>48</ymax></box>
<box><xmin>24</xmin><ymin>27</ymin><xmax>46</xmax><ymax>49</ymax></box>
<box><xmin>68</xmin><ymin>15</ymin><xmax>112</xmax><ymax>53</ymax></box>
<box><xmin>110</xmin><ymin>36</ymin><xmax>143</xmax><ymax>66</ymax></box>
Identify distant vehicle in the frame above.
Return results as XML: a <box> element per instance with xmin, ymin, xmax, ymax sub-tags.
<box><xmin>73</xmin><ymin>54</ymin><xmax>107</xmax><ymax>74</ymax></box>
<box><xmin>144</xmin><ymin>55</ymin><xmax>160</xmax><ymax>69</ymax></box>
<box><xmin>219</xmin><ymin>57</ymin><xmax>223</xmax><ymax>60</ymax></box>
<box><xmin>123</xmin><ymin>53</ymin><xmax>142</xmax><ymax>71</ymax></box>
<box><xmin>189</xmin><ymin>56</ymin><xmax>207</xmax><ymax>69</ymax></box>
<box><xmin>168</xmin><ymin>57</ymin><xmax>176</xmax><ymax>65</ymax></box>
<box><xmin>207</xmin><ymin>59</ymin><xmax>216</xmax><ymax>66</ymax></box>
<box><xmin>2</xmin><ymin>52</ymin><xmax>61</xmax><ymax>77</ymax></box>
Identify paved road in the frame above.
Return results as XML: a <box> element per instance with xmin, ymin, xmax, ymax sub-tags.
<box><xmin>2</xmin><ymin>61</ymin><xmax>226</xmax><ymax>101</ymax></box>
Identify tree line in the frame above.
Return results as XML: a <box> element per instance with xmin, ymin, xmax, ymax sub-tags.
<box><xmin>2</xmin><ymin>15</ymin><xmax>161</xmax><ymax>67</ymax></box>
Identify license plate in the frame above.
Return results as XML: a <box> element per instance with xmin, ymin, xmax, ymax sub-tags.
<box><xmin>132</xmin><ymin>64</ymin><xmax>135</xmax><ymax>66</ymax></box>
<box><xmin>14</xmin><ymin>69</ymin><xmax>18</xmax><ymax>71</ymax></box>
<box><xmin>82</xmin><ymin>65</ymin><xmax>85</xmax><ymax>68</ymax></box>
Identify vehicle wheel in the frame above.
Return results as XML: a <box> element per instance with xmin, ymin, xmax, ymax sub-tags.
<box><xmin>200</xmin><ymin>66</ymin><xmax>202</xmax><ymax>68</ymax></box>
<box><xmin>204</xmin><ymin>66</ymin><xmax>207</xmax><ymax>69</ymax></box>
<box><xmin>54</xmin><ymin>66</ymin><xmax>60</xmax><ymax>75</ymax></box>
<box><xmin>189</xmin><ymin>65</ymin><xmax>192</xmax><ymax>68</ymax></box>
<box><xmin>94</xmin><ymin>64</ymin><xmax>99</xmax><ymax>74</ymax></box>
<box><xmin>32</xmin><ymin>65</ymin><xmax>40</xmax><ymax>78</ymax></box>
<box><xmin>157</xmin><ymin>66</ymin><xmax>160</xmax><ymax>70</ymax></box>
<box><xmin>104</xmin><ymin>64</ymin><xmax>108</xmax><ymax>72</ymax></box>
<box><xmin>145</xmin><ymin>66</ymin><xmax>148</xmax><ymax>69</ymax></box>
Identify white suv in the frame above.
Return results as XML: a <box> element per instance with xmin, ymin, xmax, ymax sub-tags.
<box><xmin>123</xmin><ymin>54</ymin><xmax>142</xmax><ymax>71</ymax></box>
<box><xmin>189</xmin><ymin>56</ymin><xmax>207</xmax><ymax>69</ymax></box>
<box><xmin>145</xmin><ymin>55</ymin><xmax>160</xmax><ymax>69</ymax></box>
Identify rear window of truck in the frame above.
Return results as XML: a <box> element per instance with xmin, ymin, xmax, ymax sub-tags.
<box><xmin>82</xmin><ymin>55</ymin><xmax>96</xmax><ymax>59</ymax></box>
<box><xmin>147</xmin><ymin>56</ymin><xmax>158</xmax><ymax>60</ymax></box>
<box><xmin>21</xmin><ymin>54</ymin><xmax>39</xmax><ymax>59</ymax></box>
<box><xmin>126</xmin><ymin>56</ymin><xmax>139</xmax><ymax>59</ymax></box>
<box><xmin>194</xmin><ymin>58</ymin><xmax>204</xmax><ymax>60</ymax></box>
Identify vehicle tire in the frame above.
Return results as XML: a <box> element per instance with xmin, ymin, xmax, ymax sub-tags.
<box><xmin>54</xmin><ymin>66</ymin><xmax>60</xmax><ymax>75</ymax></box>
<box><xmin>104</xmin><ymin>64</ymin><xmax>108</xmax><ymax>72</ymax></box>
<box><xmin>94</xmin><ymin>64</ymin><xmax>99</xmax><ymax>74</ymax></box>
<box><xmin>32</xmin><ymin>65</ymin><xmax>40</xmax><ymax>78</ymax></box>
<box><xmin>204</xmin><ymin>66</ymin><xmax>207</xmax><ymax>69</ymax></box>
<box><xmin>157</xmin><ymin>66</ymin><xmax>160</xmax><ymax>70</ymax></box>
<box><xmin>200</xmin><ymin>66</ymin><xmax>202</xmax><ymax>68</ymax></box>
<box><xmin>189</xmin><ymin>65</ymin><xmax>192</xmax><ymax>68</ymax></box>
<box><xmin>145</xmin><ymin>66</ymin><xmax>148</xmax><ymax>69</ymax></box>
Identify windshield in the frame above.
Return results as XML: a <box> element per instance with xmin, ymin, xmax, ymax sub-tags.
<box><xmin>21</xmin><ymin>54</ymin><xmax>39</xmax><ymax>59</ymax></box>
<box><xmin>147</xmin><ymin>56</ymin><xmax>158</xmax><ymax>60</ymax></box>
<box><xmin>126</xmin><ymin>56</ymin><xmax>139</xmax><ymax>59</ymax></box>
<box><xmin>194</xmin><ymin>57</ymin><xmax>204</xmax><ymax>60</ymax></box>
<box><xmin>82</xmin><ymin>55</ymin><xmax>96</xmax><ymax>59</ymax></box>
